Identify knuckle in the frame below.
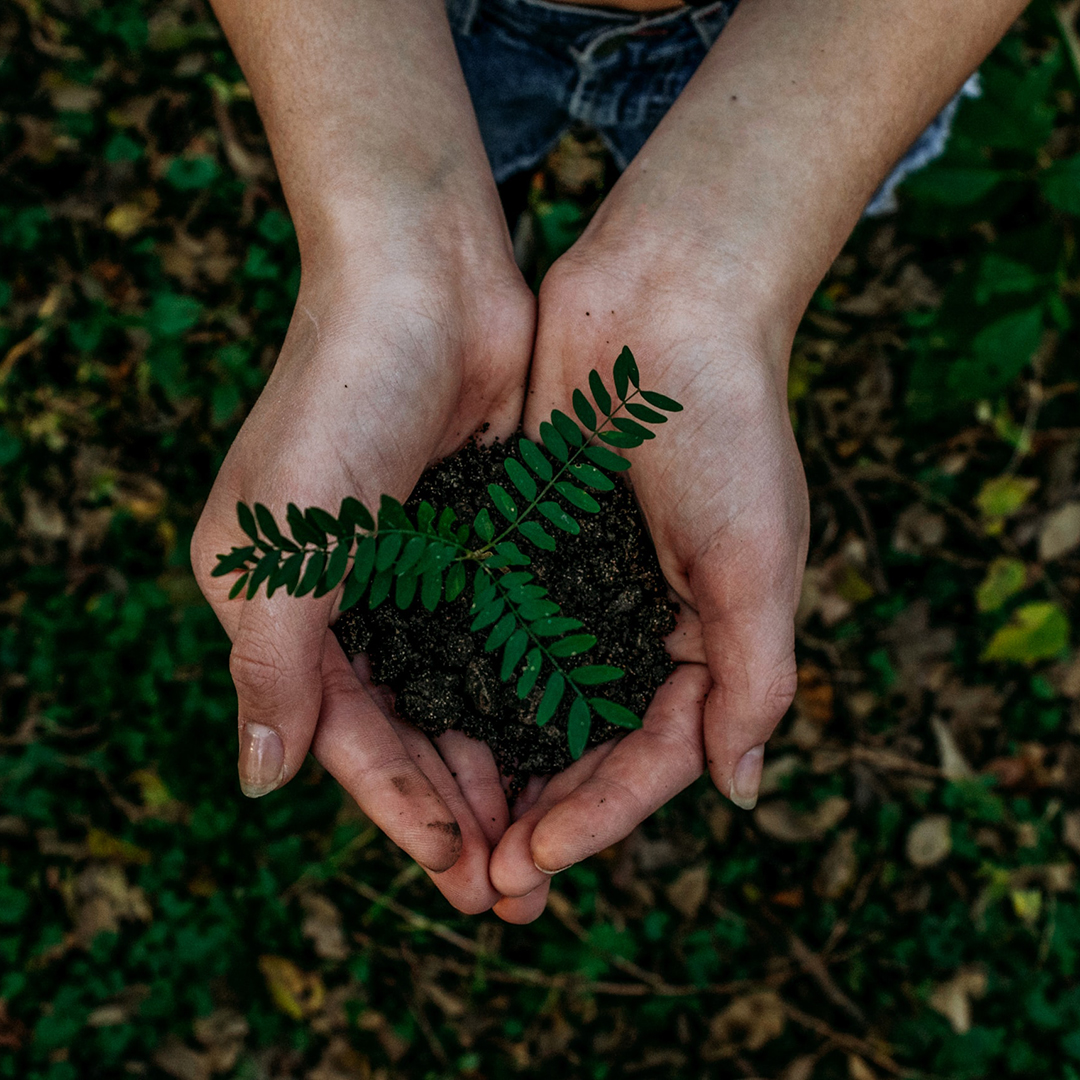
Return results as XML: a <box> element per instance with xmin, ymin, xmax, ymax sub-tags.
<box><xmin>229</xmin><ymin>641</ymin><xmax>292</xmax><ymax>700</ymax></box>
<box><xmin>763</xmin><ymin>660</ymin><xmax>799</xmax><ymax>723</ymax></box>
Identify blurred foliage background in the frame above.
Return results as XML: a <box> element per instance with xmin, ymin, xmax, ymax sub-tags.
<box><xmin>1</xmin><ymin>1</ymin><xmax>1080</xmax><ymax>1078</ymax></box>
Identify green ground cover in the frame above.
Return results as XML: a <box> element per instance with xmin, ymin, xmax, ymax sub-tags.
<box><xmin>1</xmin><ymin>2</ymin><xmax>1079</xmax><ymax>1077</ymax></box>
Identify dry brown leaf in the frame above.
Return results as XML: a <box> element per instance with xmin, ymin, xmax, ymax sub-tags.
<box><xmin>1039</xmin><ymin>501</ymin><xmax>1080</xmax><ymax>562</ymax></box>
<box><xmin>931</xmin><ymin>717</ymin><xmax>975</xmax><ymax>781</ymax></box>
<box><xmin>795</xmin><ymin>663</ymin><xmax>835</xmax><ymax>726</ymax></box>
<box><xmin>300</xmin><ymin>893</ymin><xmax>349</xmax><ymax>961</ymax></box>
<box><xmin>71</xmin><ymin>864</ymin><xmax>152</xmax><ymax>947</ymax></box>
<box><xmin>703</xmin><ymin>991</ymin><xmax>786</xmax><ymax>1060</ymax></box>
<box><xmin>906</xmin><ymin>815</ymin><xmax>952</xmax><ymax>868</ymax></box>
<box><xmin>754</xmin><ymin>797</ymin><xmax>850</xmax><ymax>843</ymax></box>
<box><xmin>760</xmin><ymin>754</ymin><xmax>802</xmax><ymax>798</ymax></box>
<box><xmin>152</xmin><ymin>1036</ymin><xmax>211</xmax><ymax>1080</ymax></box>
<box><xmin>193</xmin><ymin>1008</ymin><xmax>248</xmax><ymax>1074</ymax></box>
<box><xmin>814</xmin><ymin>828</ymin><xmax>858</xmax><ymax>899</ymax></box>
<box><xmin>665</xmin><ymin>865</ymin><xmax>710</xmax><ymax>920</ymax></box>
<box><xmin>307</xmin><ymin>1036</ymin><xmax>372</xmax><ymax>1080</ymax></box>
<box><xmin>892</xmin><ymin>504</ymin><xmax>947</xmax><ymax>554</ymax></box>
<box><xmin>929</xmin><ymin>966</ymin><xmax>988</xmax><ymax>1034</ymax></box>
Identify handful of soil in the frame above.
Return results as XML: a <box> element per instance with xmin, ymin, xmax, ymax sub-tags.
<box><xmin>333</xmin><ymin>436</ymin><xmax>677</xmax><ymax>781</ymax></box>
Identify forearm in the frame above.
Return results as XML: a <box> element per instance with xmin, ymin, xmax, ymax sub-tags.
<box><xmin>577</xmin><ymin>0</ymin><xmax>1028</xmax><ymax>341</ymax></box>
<box><xmin>209</xmin><ymin>0</ymin><xmax>512</xmax><ymax>273</ymax></box>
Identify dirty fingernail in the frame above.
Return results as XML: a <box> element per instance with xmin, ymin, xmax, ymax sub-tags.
<box><xmin>729</xmin><ymin>744</ymin><xmax>764</xmax><ymax>810</ymax></box>
<box><xmin>239</xmin><ymin>722</ymin><xmax>285</xmax><ymax>798</ymax></box>
<box><xmin>534</xmin><ymin>861</ymin><xmax>574</xmax><ymax>876</ymax></box>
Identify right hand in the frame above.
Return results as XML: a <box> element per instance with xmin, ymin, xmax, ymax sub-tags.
<box><xmin>191</xmin><ymin>245</ymin><xmax>535</xmax><ymax>914</ymax></box>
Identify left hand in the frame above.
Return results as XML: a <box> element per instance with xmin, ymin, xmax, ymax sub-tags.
<box><xmin>488</xmin><ymin>242</ymin><xmax>810</xmax><ymax>922</ymax></box>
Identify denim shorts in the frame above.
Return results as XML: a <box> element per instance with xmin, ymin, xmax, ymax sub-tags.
<box><xmin>445</xmin><ymin>0</ymin><xmax>979</xmax><ymax>216</ymax></box>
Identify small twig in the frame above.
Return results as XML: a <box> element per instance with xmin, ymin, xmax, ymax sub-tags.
<box><xmin>1054</xmin><ymin>0</ymin><xmax>1080</xmax><ymax>88</ymax></box>
<box><xmin>781</xmin><ymin>1002</ymin><xmax>907</xmax><ymax>1077</ymax></box>
<box><xmin>850</xmin><ymin>745</ymin><xmax>943</xmax><ymax>780</ymax></box>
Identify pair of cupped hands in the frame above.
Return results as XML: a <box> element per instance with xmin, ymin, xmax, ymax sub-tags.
<box><xmin>190</xmin><ymin>229</ymin><xmax>810</xmax><ymax>924</ymax></box>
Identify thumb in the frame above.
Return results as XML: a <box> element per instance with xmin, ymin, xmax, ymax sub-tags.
<box><xmin>695</xmin><ymin>541</ymin><xmax>800</xmax><ymax>811</ymax></box>
<box><xmin>229</xmin><ymin>590</ymin><xmax>329</xmax><ymax>797</ymax></box>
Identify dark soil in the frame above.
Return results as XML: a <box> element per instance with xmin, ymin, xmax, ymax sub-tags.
<box><xmin>332</xmin><ymin>436</ymin><xmax>677</xmax><ymax>782</ymax></box>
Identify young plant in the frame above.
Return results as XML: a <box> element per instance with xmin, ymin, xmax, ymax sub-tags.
<box><xmin>213</xmin><ymin>347</ymin><xmax>682</xmax><ymax>760</ymax></box>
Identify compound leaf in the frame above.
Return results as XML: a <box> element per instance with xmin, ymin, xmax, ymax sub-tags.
<box><xmin>471</xmin><ymin>596</ymin><xmax>505</xmax><ymax>632</ymax></box>
<box><xmin>247</xmin><ymin>550</ymin><xmax>279</xmax><ymax>599</ymax></box>
<box><xmin>377</xmin><ymin>494</ymin><xmax>409</xmax><ymax>531</ymax></box>
<box><xmin>437</xmin><ymin>506</ymin><xmax>458</xmax><ymax>538</ymax></box>
<box><xmin>618</xmin><ymin>345</ymin><xmax>639</xmax><ymax>387</ymax></box>
<box><xmin>518</xmin><ymin>598</ymin><xmax>559</xmax><ymax>621</ymax></box>
<box><xmin>394</xmin><ymin>569</ymin><xmax>418</xmax><ymax>610</ymax></box>
<box><xmin>256</xmin><ymin>503</ymin><xmax>297</xmax><ymax>551</ymax></box>
<box><xmin>287</xmin><ymin>503</ymin><xmax>324</xmax><ymax>547</ymax></box>
<box><xmin>626</xmin><ymin>402</ymin><xmax>666</xmax><ymax>424</ymax></box>
<box><xmin>485</xmin><ymin>612</ymin><xmax>516</xmax><ymax>653</ymax></box>
<box><xmin>228</xmin><ymin>573</ymin><xmax>249</xmax><ymax>600</ymax></box>
<box><xmin>612</xmin><ymin>416</ymin><xmax>654</xmax><ymax>440</ymax></box>
<box><xmin>308</xmin><ymin>506</ymin><xmax>343</xmax><ymax>537</ymax></box>
<box><xmin>319</xmin><ymin>539</ymin><xmax>351</xmax><ymax>594</ymax></box>
<box><xmin>569</xmin><ymin>463</ymin><xmax>616</xmax><ymax>491</ymax></box>
<box><xmin>396</xmin><ymin>535</ymin><xmax>427</xmax><ymax>576</ymax></box>
<box><xmin>421</xmin><ymin>567</ymin><xmax>443</xmax><ymax>612</ymax></box>
<box><xmin>340</xmin><ymin>496</ymin><xmax>375</xmax><ymax>532</ymax></box>
<box><xmin>570</xmin><ymin>664</ymin><xmax>624</xmax><ymax>685</ymax></box>
<box><xmin>375</xmin><ymin>532</ymin><xmax>403</xmax><ymax>571</ymax></box>
<box><xmin>212</xmin><ymin>546</ymin><xmax>256</xmax><ymax>576</ymax></box>
<box><xmin>583</xmin><ymin>444</ymin><xmax>631</xmax><ymax>472</ymax></box>
<box><xmin>539</xmin><ymin>421</ymin><xmax>569</xmax><ymax>463</ymax></box>
<box><xmin>295</xmin><ymin>550</ymin><xmax>325</xmax><ymax>596</ymax></box>
<box><xmin>474</xmin><ymin>507</ymin><xmax>495</xmax><ymax>544</ymax></box>
<box><xmin>493</xmin><ymin>541</ymin><xmax>530</xmax><ymax>566</ymax></box>
<box><xmin>531</xmin><ymin>616</ymin><xmax>584</xmax><ymax>637</ymax></box>
<box><xmin>599</xmin><ymin>429</ymin><xmax>644</xmax><ymax>449</ymax></box>
<box><xmin>368</xmin><ymin>566</ymin><xmax>393</xmax><ymax>609</ymax></box>
<box><xmin>339</xmin><ymin>559</ymin><xmax>368</xmax><ymax>612</ymax></box>
<box><xmin>640</xmin><ymin>389</ymin><xmax>683</xmax><ymax>412</ymax></box>
<box><xmin>237</xmin><ymin>501</ymin><xmax>258</xmax><ymax>542</ymax></box>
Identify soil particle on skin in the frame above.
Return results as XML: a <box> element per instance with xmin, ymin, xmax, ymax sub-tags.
<box><xmin>333</xmin><ymin>436</ymin><xmax>676</xmax><ymax>783</ymax></box>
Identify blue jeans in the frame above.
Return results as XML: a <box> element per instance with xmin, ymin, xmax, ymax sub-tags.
<box><xmin>445</xmin><ymin>0</ymin><xmax>978</xmax><ymax>216</ymax></box>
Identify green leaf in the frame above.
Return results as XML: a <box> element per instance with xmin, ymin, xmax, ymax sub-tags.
<box><xmin>307</xmin><ymin>506</ymin><xmax>343</xmax><ymax>537</ymax></box>
<box><xmin>246</xmin><ymin>550</ymin><xmax>280</xmax><ymax>599</ymax></box>
<box><xmin>536</xmin><ymin>674</ymin><xmax>565</xmax><ymax>726</ymax></box>
<box><xmin>351</xmin><ymin>536</ymin><xmax>376</xmax><ymax>591</ymax></box>
<box><xmin>377</xmin><ymin>494</ymin><xmax>410</xmax><ymax>531</ymax></box>
<box><xmin>976</xmin><ymin>557</ymin><xmax>1027</xmax><ymax>613</ymax></box>
<box><xmin>519</xmin><ymin>438</ymin><xmax>553</xmax><ymax>481</ymax></box>
<box><xmin>317</xmin><ymin>539</ymin><xmax>351</xmax><ymax>595</ymax></box>
<box><xmin>287</xmin><ymin>503</ymin><xmax>324</xmax><ymax>547</ymax></box>
<box><xmin>599</xmin><ymin>429</ymin><xmax>643</xmax><ymax>449</ymax></box>
<box><xmin>946</xmin><ymin>307</ymin><xmax>1044</xmax><ymax>402</ymax></box>
<box><xmin>975</xmin><ymin>254</ymin><xmax>1039</xmax><ymax>305</ymax></box>
<box><xmin>569</xmin><ymin>463</ymin><xmax>616</xmax><ymax>491</ymax></box>
<box><xmin>619</xmin><ymin>346</ymin><xmax>639</xmax><ymax>387</ymax></box>
<box><xmin>368</xmin><ymin>566</ymin><xmax>393</xmax><ymax>609</ymax></box>
<box><xmin>485</xmin><ymin>612</ymin><xmax>516</xmax><ymax>653</ymax></box>
<box><xmin>568</xmin><ymin>697</ymin><xmax>591</xmax><ymax>760</ymax></box>
<box><xmin>982</xmin><ymin>602</ymin><xmax>1070</xmax><ymax>664</ymax></box>
<box><xmin>166</xmin><ymin>155</ymin><xmax>220</xmax><ymax>190</ymax></box>
<box><xmin>546</xmin><ymin>633</ymin><xmax>597</xmax><ymax>658</ymax></box>
<box><xmin>416</xmin><ymin>501</ymin><xmax>436</xmax><ymax>533</ymax></box>
<box><xmin>339</xmin><ymin>561</ymin><xmax>368</xmax><ymax>612</ymax></box>
<box><xmin>228</xmin><ymin>573</ymin><xmax>249</xmax><ymax>600</ymax></box>
<box><xmin>975</xmin><ymin>475</ymin><xmax>1038</xmax><ymax>532</ymax></box>
<box><xmin>550</xmin><ymin>409</ymin><xmax>584</xmax><ymax>447</ymax></box>
<box><xmin>612</xmin><ymin>416</ymin><xmax>654</xmax><ymax>440</ymax></box>
<box><xmin>296</xmin><ymin>551</ymin><xmax>325</xmax><ymax>596</ymax></box>
<box><xmin>590</xmin><ymin>699</ymin><xmax>642</xmax><ymax>729</ymax></box>
<box><xmin>471</xmin><ymin>597</ymin><xmax>505</xmax><ymax>632</ymax></box>
<box><xmin>1039</xmin><ymin>154</ymin><xmax>1080</xmax><ymax>215</ymax></box>
<box><xmin>421</xmin><ymin>567</ymin><xmax>443</xmax><ymax>612</ymax></box>
<box><xmin>572</xmin><ymin>388</ymin><xmax>597</xmax><ymax>431</ymax></box>
<box><xmin>445</xmin><ymin>561</ymin><xmax>467</xmax><ymax>603</ymax></box>
<box><xmin>538</xmin><ymin>501</ymin><xmax>579</xmax><ymax>534</ymax></box>
<box><xmin>237</xmin><ymin>502</ymin><xmax>259</xmax><ymax>542</ymax></box>
<box><xmin>396</xmin><ymin>535</ymin><xmax>427</xmax><ymax>576</ymax></box>
<box><xmin>570</xmin><ymin>664</ymin><xmax>624</xmax><ymax>685</ymax></box>
<box><xmin>376</xmin><ymin>532</ymin><xmax>404</xmax><ymax>571</ymax></box>
<box><xmin>518</xmin><ymin>598</ymin><xmax>559</xmax><ymax>621</ymax></box>
<box><xmin>531</xmin><ymin>616</ymin><xmax>584</xmax><ymax>637</ymax></box>
<box><xmin>500</xmin><ymin>629</ymin><xmax>530</xmax><ymax>680</ymax></box>
<box><xmin>471</xmin><ymin>578</ymin><xmax>498</xmax><ymax>612</ymax></box>
<box><xmin>584</xmin><ymin>445</ymin><xmax>631</xmax><ymax>472</ymax></box>
<box><xmin>539</xmin><ymin>421</ymin><xmax>569</xmax><ymax>462</ymax></box>
<box><xmin>504</xmin><ymin>457</ymin><xmax>537</xmax><ymax>500</ymax></box>
<box><xmin>394</xmin><ymin>570</ymin><xmax>418</xmax><ymax>610</ymax></box>
<box><xmin>474</xmin><ymin>507</ymin><xmax>495</xmax><ymax>544</ymax></box>
<box><xmin>212</xmin><ymin>546</ymin><xmax>256</xmax><ymax>576</ymax></box>
<box><xmin>640</xmin><ymin>390</ymin><xmax>683</xmax><ymax>412</ymax></box>
<box><xmin>488</xmin><ymin>483</ymin><xmax>518</xmax><ymax>523</ymax></box>
<box><xmin>626</xmin><ymin>401</ymin><xmax>667</xmax><ymax>424</ymax></box>
<box><xmin>437</xmin><ymin>506</ymin><xmax>458</xmax><ymax>538</ymax></box>
<box><xmin>902</xmin><ymin>166</ymin><xmax>1004</xmax><ymax>206</ymax></box>
<box><xmin>613</xmin><ymin>355</ymin><xmax>629</xmax><ymax>399</ymax></box>
<box><xmin>340</xmin><ymin>497</ymin><xmax>375</xmax><ymax>532</ymax></box>
<box><xmin>516</xmin><ymin>649</ymin><xmax>543</xmax><ymax>698</ymax></box>
<box><xmin>493</xmin><ymin>541</ymin><xmax>531</xmax><ymax>566</ymax></box>
<box><xmin>555</xmin><ymin>482</ymin><xmax>600</xmax><ymax>513</ymax></box>
<box><xmin>268</xmin><ymin>550</ymin><xmax>304</xmax><ymax>597</ymax></box>
<box><xmin>519</xmin><ymin>520</ymin><xmax>557</xmax><ymax>551</ymax></box>
<box><xmin>588</xmin><ymin>370</ymin><xmax>612</xmax><ymax>415</ymax></box>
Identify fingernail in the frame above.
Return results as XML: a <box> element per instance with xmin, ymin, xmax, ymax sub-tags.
<box><xmin>729</xmin><ymin>744</ymin><xmax>764</xmax><ymax>810</ymax></box>
<box><xmin>534</xmin><ymin>861</ymin><xmax>574</xmax><ymax>876</ymax></box>
<box><xmin>238</xmin><ymin>722</ymin><xmax>285</xmax><ymax>798</ymax></box>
